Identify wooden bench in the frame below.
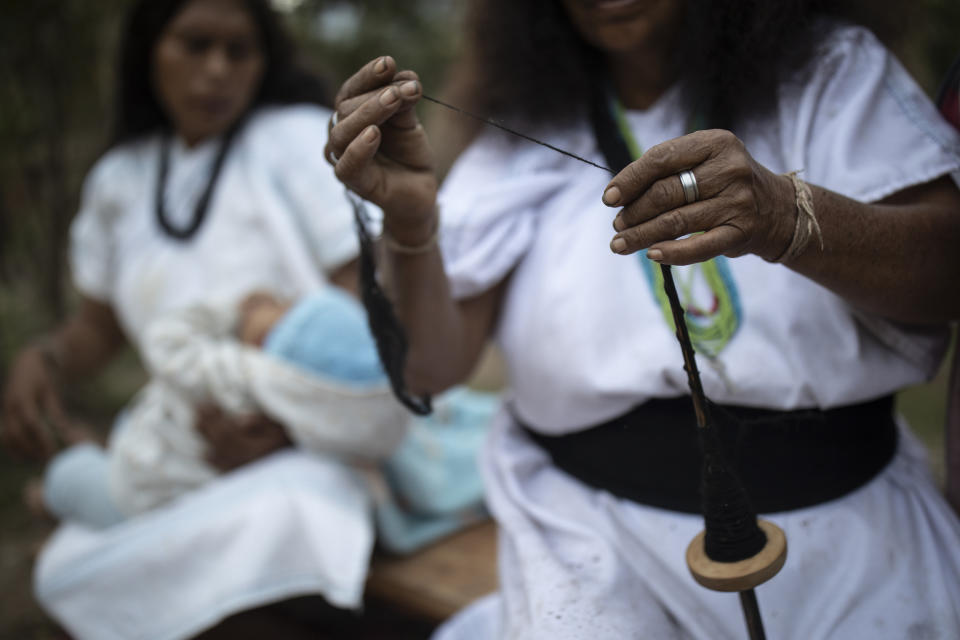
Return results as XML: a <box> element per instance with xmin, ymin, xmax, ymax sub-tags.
<box><xmin>365</xmin><ymin>520</ymin><xmax>498</xmax><ymax>623</ymax></box>
<box><xmin>365</xmin><ymin>347</ymin><xmax>504</xmax><ymax>624</ymax></box>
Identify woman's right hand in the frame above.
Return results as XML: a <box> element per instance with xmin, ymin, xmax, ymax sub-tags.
<box><xmin>2</xmin><ymin>343</ymin><xmax>68</xmax><ymax>460</ymax></box>
<box><xmin>325</xmin><ymin>56</ymin><xmax>438</xmax><ymax>243</ymax></box>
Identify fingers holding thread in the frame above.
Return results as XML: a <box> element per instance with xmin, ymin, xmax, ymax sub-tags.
<box><xmin>328</xmin><ymin>80</ymin><xmax>423</xmax><ymax>163</ymax></box>
<box><xmin>335</xmin><ymin>56</ymin><xmax>396</xmax><ymax>107</ymax></box>
<box><xmin>648</xmin><ymin>225</ymin><xmax>745</xmax><ymax>266</ymax></box>
<box><xmin>333</xmin><ymin>125</ymin><xmax>384</xmax><ymax>198</ymax></box>
<box><xmin>603</xmin><ymin>130</ymin><xmax>720</xmax><ymax>207</ymax></box>
<box><xmin>336</xmin><ymin>71</ymin><xmax>421</xmax><ymax>119</ymax></box>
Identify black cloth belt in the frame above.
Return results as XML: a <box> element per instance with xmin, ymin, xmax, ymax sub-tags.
<box><xmin>520</xmin><ymin>394</ymin><xmax>898</xmax><ymax>514</ymax></box>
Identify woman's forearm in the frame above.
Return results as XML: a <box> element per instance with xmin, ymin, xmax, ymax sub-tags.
<box><xmin>321</xmin><ymin>57</ymin><xmax>502</xmax><ymax>391</ymax></box>
<box><xmin>48</xmin><ymin>298</ymin><xmax>127</xmax><ymax>381</ymax></box>
<box><xmin>785</xmin><ymin>176</ymin><xmax>960</xmax><ymax>324</ymax></box>
<box><xmin>383</xmin><ymin>212</ymin><xmax>502</xmax><ymax>395</ymax></box>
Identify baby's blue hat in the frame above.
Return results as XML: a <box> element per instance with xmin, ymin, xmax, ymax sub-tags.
<box><xmin>262</xmin><ymin>287</ymin><xmax>387</xmax><ymax>387</ymax></box>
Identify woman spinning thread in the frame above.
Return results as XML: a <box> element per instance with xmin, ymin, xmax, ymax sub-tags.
<box><xmin>326</xmin><ymin>0</ymin><xmax>960</xmax><ymax>638</ymax></box>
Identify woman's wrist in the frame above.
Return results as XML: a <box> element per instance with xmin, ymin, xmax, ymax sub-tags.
<box><xmin>382</xmin><ymin>207</ymin><xmax>440</xmax><ymax>254</ymax></box>
<box><xmin>759</xmin><ymin>172</ymin><xmax>806</xmax><ymax>263</ymax></box>
<box><xmin>765</xmin><ymin>171</ymin><xmax>823</xmax><ymax>264</ymax></box>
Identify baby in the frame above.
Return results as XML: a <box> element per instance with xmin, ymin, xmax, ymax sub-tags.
<box><xmin>42</xmin><ymin>285</ymin><xmax>495</xmax><ymax>553</ymax></box>
<box><xmin>108</xmin><ymin>286</ymin><xmax>409</xmax><ymax>516</ymax></box>
<box><xmin>105</xmin><ymin>286</ymin><xmax>496</xmax><ymax>552</ymax></box>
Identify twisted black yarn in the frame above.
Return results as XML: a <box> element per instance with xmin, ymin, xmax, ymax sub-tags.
<box><xmin>348</xmin><ymin>192</ymin><xmax>432</xmax><ymax>416</ymax></box>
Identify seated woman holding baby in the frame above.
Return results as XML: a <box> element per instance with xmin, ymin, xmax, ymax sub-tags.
<box><xmin>1</xmin><ymin>0</ymin><xmax>494</xmax><ymax>637</ymax></box>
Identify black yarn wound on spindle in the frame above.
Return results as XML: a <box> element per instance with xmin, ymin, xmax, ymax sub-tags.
<box><xmin>698</xmin><ymin>405</ymin><xmax>766</xmax><ymax>561</ymax></box>
<box><xmin>587</xmin><ymin>71</ymin><xmax>765</xmax><ymax>563</ymax></box>
<box><xmin>347</xmin><ymin>191</ymin><xmax>432</xmax><ymax>416</ymax></box>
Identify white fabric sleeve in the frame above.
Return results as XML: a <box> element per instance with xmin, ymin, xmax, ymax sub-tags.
<box><xmin>779</xmin><ymin>26</ymin><xmax>960</xmax><ymax>374</ymax></box>
<box><xmin>68</xmin><ymin>152</ymin><xmax>127</xmax><ymax>302</ymax></box>
<box><xmin>782</xmin><ymin>26</ymin><xmax>960</xmax><ymax>203</ymax></box>
<box><xmin>438</xmin><ymin>131</ymin><xmax>581</xmax><ymax>299</ymax></box>
<box><xmin>254</xmin><ymin>105</ymin><xmax>360</xmax><ymax>274</ymax></box>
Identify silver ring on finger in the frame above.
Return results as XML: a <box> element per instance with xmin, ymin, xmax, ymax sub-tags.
<box><xmin>326</xmin><ymin>147</ymin><xmax>339</xmax><ymax>165</ymax></box>
<box><xmin>678</xmin><ymin>169</ymin><xmax>699</xmax><ymax>204</ymax></box>
<box><xmin>331</xmin><ymin>109</ymin><xmax>339</xmax><ymax>127</ymax></box>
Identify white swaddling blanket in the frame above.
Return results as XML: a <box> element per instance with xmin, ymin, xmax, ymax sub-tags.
<box><xmin>108</xmin><ymin>298</ymin><xmax>409</xmax><ymax>515</ymax></box>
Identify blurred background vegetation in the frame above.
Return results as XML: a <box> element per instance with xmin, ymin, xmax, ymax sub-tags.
<box><xmin>1</xmin><ymin>0</ymin><xmax>959</xmax><ymax>637</ymax></box>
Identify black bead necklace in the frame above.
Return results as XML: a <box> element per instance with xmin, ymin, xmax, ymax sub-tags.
<box><xmin>154</xmin><ymin>125</ymin><xmax>239</xmax><ymax>240</ymax></box>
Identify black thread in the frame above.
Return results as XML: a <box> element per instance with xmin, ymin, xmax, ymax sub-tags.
<box><xmin>698</xmin><ymin>418</ymin><xmax>767</xmax><ymax>561</ymax></box>
<box><xmin>348</xmin><ymin>191</ymin><xmax>432</xmax><ymax>416</ymax></box>
<box><xmin>421</xmin><ymin>94</ymin><xmax>614</xmax><ymax>174</ymax></box>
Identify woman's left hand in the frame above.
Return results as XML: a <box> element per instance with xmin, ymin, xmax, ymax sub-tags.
<box><xmin>195</xmin><ymin>405</ymin><xmax>292</xmax><ymax>472</ymax></box>
<box><xmin>604</xmin><ymin>129</ymin><xmax>796</xmax><ymax>264</ymax></box>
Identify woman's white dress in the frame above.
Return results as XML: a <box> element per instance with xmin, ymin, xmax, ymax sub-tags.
<box><xmin>34</xmin><ymin>104</ymin><xmax>380</xmax><ymax>640</ymax></box>
<box><xmin>433</xmin><ymin>27</ymin><xmax>960</xmax><ymax>639</ymax></box>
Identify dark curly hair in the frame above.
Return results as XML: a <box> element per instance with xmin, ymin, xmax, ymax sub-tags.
<box><xmin>451</xmin><ymin>0</ymin><xmax>909</xmax><ymax>131</ymax></box>
<box><xmin>111</xmin><ymin>0</ymin><xmax>329</xmax><ymax>146</ymax></box>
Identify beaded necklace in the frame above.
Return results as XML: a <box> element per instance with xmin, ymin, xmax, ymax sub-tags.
<box><xmin>155</xmin><ymin>125</ymin><xmax>239</xmax><ymax>241</ymax></box>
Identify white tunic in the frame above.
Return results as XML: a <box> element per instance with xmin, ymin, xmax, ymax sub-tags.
<box><xmin>433</xmin><ymin>26</ymin><xmax>960</xmax><ymax>639</ymax></box>
<box><xmin>35</xmin><ymin>104</ymin><xmax>379</xmax><ymax>639</ymax></box>
<box><xmin>69</xmin><ymin>103</ymin><xmax>358</xmax><ymax>346</ymax></box>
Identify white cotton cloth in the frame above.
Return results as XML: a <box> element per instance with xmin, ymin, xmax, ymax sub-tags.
<box><xmin>109</xmin><ymin>300</ymin><xmax>410</xmax><ymax>515</ymax></box>
<box><xmin>433</xmin><ymin>25</ymin><xmax>960</xmax><ymax>639</ymax></box>
<box><xmin>35</xmin><ymin>450</ymin><xmax>373</xmax><ymax>640</ymax></box>
<box><xmin>69</xmin><ymin>104</ymin><xmax>360</xmax><ymax>348</ymax></box>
